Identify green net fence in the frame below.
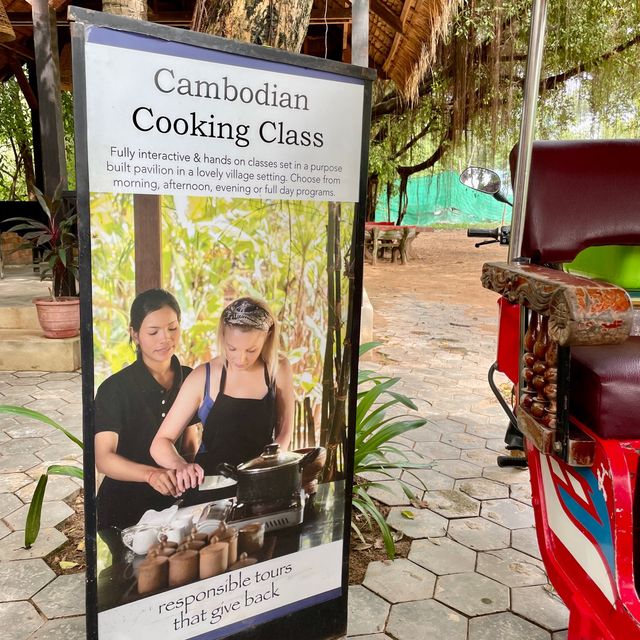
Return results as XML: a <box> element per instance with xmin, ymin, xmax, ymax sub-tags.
<box><xmin>375</xmin><ymin>170</ymin><xmax>512</xmax><ymax>226</ymax></box>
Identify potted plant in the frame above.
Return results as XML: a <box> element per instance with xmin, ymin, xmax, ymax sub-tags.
<box><xmin>8</xmin><ymin>185</ymin><xmax>80</xmax><ymax>338</ymax></box>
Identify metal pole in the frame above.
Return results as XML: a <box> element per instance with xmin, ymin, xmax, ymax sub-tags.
<box><xmin>508</xmin><ymin>0</ymin><xmax>548</xmax><ymax>262</ymax></box>
<box><xmin>352</xmin><ymin>0</ymin><xmax>369</xmax><ymax>67</ymax></box>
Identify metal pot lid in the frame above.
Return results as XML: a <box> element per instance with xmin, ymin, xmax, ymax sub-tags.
<box><xmin>237</xmin><ymin>443</ymin><xmax>302</xmax><ymax>473</ymax></box>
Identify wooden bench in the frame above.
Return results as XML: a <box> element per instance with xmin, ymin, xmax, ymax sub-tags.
<box><xmin>365</xmin><ymin>224</ymin><xmax>426</xmax><ymax>266</ymax></box>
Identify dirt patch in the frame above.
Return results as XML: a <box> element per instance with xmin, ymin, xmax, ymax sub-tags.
<box><xmin>364</xmin><ymin>229</ymin><xmax>506</xmax><ymax>331</ymax></box>
<box><xmin>348</xmin><ymin>501</ymin><xmax>411</xmax><ymax>585</ymax></box>
<box><xmin>45</xmin><ymin>491</ymin><xmax>86</xmax><ymax>575</ymax></box>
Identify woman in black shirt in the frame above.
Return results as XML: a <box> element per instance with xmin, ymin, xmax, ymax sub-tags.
<box><xmin>94</xmin><ymin>289</ymin><xmax>198</xmax><ymax>530</ymax></box>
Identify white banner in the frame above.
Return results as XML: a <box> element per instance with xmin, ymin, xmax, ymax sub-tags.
<box><xmin>98</xmin><ymin>541</ymin><xmax>342</xmax><ymax>640</ymax></box>
<box><xmin>84</xmin><ymin>38</ymin><xmax>364</xmax><ymax>202</ymax></box>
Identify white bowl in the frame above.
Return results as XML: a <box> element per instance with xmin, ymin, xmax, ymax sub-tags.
<box><xmin>199</xmin><ymin>475</ymin><xmax>237</xmax><ymax>491</ymax></box>
<box><xmin>121</xmin><ymin>524</ymin><xmax>161</xmax><ymax>555</ymax></box>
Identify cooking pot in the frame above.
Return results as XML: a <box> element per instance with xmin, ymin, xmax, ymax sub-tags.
<box><xmin>218</xmin><ymin>443</ymin><xmax>322</xmax><ymax>505</ymax></box>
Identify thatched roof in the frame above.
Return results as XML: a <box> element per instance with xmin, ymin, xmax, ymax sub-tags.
<box><xmin>368</xmin><ymin>0</ymin><xmax>457</xmax><ymax>99</ymax></box>
<box><xmin>0</xmin><ymin>0</ymin><xmax>457</xmax><ymax>99</ymax></box>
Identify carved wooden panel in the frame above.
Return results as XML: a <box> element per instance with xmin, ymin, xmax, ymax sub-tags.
<box><xmin>482</xmin><ymin>262</ymin><xmax>632</xmax><ymax>346</ymax></box>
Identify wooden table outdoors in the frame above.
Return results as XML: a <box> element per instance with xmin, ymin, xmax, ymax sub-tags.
<box><xmin>364</xmin><ymin>223</ymin><xmax>429</xmax><ymax>266</ymax></box>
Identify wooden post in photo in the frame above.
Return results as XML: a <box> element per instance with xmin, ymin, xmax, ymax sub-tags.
<box><xmin>133</xmin><ymin>194</ymin><xmax>162</xmax><ymax>293</ymax></box>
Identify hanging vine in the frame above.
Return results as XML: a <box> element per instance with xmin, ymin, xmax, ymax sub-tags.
<box><xmin>369</xmin><ymin>0</ymin><xmax>640</xmax><ymax>222</ymax></box>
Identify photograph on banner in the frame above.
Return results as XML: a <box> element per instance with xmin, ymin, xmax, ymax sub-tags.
<box><xmin>76</xmin><ymin>20</ymin><xmax>368</xmax><ymax>640</ymax></box>
<box><xmin>92</xmin><ymin>193</ymin><xmax>354</xmax><ymax>635</ymax></box>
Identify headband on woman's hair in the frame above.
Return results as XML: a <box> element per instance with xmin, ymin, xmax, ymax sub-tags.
<box><xmin>222</xmin><ymin>299</ymin><xmax>273</xmax><ymax>332</ymax></box>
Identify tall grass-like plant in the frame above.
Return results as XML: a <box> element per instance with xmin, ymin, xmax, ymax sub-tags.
<box><xmin>353</xmin><ymin>342</ymin><xmax>430</xmax><ymax>559</ymax></box>
<box><xmin>0</xmin><ymin>406</ymin><xmax>83</xmax><ymax>548</ymax></box>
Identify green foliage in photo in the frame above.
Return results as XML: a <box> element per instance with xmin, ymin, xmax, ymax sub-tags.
<box><xmin>90</xmin><ymin>194</ymin><xmax>353</xmax><ymax>446</ymax></box>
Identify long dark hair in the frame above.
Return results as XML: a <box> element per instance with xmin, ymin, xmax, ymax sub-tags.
<box><xmin>130</xmin><ymin>289</ymin><xmax>181</xmax><ymax>334</ymax></box>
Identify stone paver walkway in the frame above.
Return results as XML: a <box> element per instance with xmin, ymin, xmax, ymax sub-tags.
<box><xmin>0</xmin><ymin>278</ymin><xmax>569</xmax><ymax>639</ymax></box>
<box><xmin>345</xmin><ymin>294</ymin><xmax>569</xmax><ymax>640</ymax></box>
<box><xmin>0</xmin><ymin>370</ymin><xmax>84</xmax><ymax>640</ymax></box>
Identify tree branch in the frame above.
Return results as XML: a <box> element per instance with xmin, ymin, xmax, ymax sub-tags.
<box><xmin>538</xmin><ymin>33</ymin><xmax>640</xmax><ymax>92</ymax></box>
<box><xmin>391</xmin><ymin>117</ymin><xmax>435</xmax><ymax>160</ymax></box>
<box><xmin>397</xmin><ymin>118</ymin><xmax>455</xmax><ymax>177</ymax></box>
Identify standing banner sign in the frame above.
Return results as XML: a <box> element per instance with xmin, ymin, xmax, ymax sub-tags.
<box><xmin>70</xmin><ymin>7</ymin><xmax>374</xmax><ymax>640</ymax></box>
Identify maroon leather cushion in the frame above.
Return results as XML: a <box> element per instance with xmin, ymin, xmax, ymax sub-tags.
<box><xmin>510</xmin><ymin>141</ymin><xmax>640</xmax><ymax>264</ymax></box>
<box><xmin>570</xmin><ymin>337</ymin><xmax>640</xmax><ymax>439</ymax></box>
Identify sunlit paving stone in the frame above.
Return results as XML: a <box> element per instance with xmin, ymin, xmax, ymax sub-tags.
<box><xmin>402</xmin><ymin>425</ymin><xmax>443</xmax><ymax>443</ymax></box>
<box><xmin>435</xmin><ymin>572</ymin><xmax>509</xmax><ymax>616</ymax></box>
<box><xmin>465</xmin><ymin>421</ymin><xmax>509</xmax><ymax>439</ymax></box>
<box><xmin>0</xmin><ymin>558</ymin><xmax>55</xmax><ymax>601</ymax></box>
<box><xmin>408</xmin><ymin>537</ymin><xmax>476</xmax><ymax>575</ymax></box>
<box><xmin>0</xmin><ymin>601</ymin><xmax>43</xmax><ymax>640</ymax></box>
<box><xmin>440</xmin><ymin>432</ymin><xmax>486</xmax><ymax>450</ymax></box>
<box><xmin>455</xmin><ymin>477</ymin><xmax>510</xmax><ymax>500</ymax></box>
<box><xmin>468</xmin><ymin>612</ymin><xmax>551</xmax><ymax>640</ymax></box>
<box><xmin>0</xmin><ymin>529</ymin><xmax>67</xmax><ymax>561</ymax></box>
<box><xmin>481</xmin><ymin>498</ymin><xmax>535</xmax><ymax>530</ymax></box>
<box><xmin>511</xmin><ymin>585</ymin><xmax>570</xmax><ymax>632</ymax></box>
<box><xmin>32</xmin><ymin>574</ymin><xmax>86</xmax><ymax>618</ymax></box>
<box><xmin>460</xmin><ymin>448</ymin><xmax>500</xmax><ymax>467</ymax></box>
<box><xmin>413</xmin><ymin>441</ymin><xmax>461</xmax><ymax>459</ymax></box>
<box><xmin>448</xmin><ymin>517</ymin><xmax>509</xmax><ymax>551</ymax></box>
<box><xmin>0</xmin><ymin>437</ymin><xmax>48</xmax><ymax>455</ymax></box>
<box><xmin>511</xmin><ymin>527</ymin><xmax>543</xmax><ymax>560</ymax></box>
<box><xmin>366</xmin><ymin>481</ymin><xmax>418</xmax><ymax>507</ymax></box>
<box><xmin>483</xmin><ymin>465</ymin><xmax>531</xmax><ymax>485</ymax></box>
<box><xmin>387</xmin><ymin>506</ymin><xmax>448</xmax><ymax>538</ymax></box>
<box><xmin>0</xmin><ymin>521</ymin><xmax>10</xmax><ymax>540</ymax></box>
<box><xmin>422</xmin><ymin>490</ymin><xmax>480</xmax><ymax>518</ymax></box>
<box><xmin>16</xmin><ymin>476</ymin><xmax>80</xmax><ymax>503</ymax></box>
<box><xmin>347</xmin><ymin>585</ymin><xmax>390</xmax><ymax>636</ymax></box>
<box><xmin>476</xmin><ymin>548</ymin><xmax>548</xmax><ymax>588</ymax></box>
<box><xmin>0</xmin><ymin>453</ymin><xmax>41</xmax><ymax>473</ymax></box>
<box><xmin>401</xmin><ymin>467</ymin><xmax>455</xmax><ymax>491</ymax></box>
<box><xmin>363</xmin><ymin>558</ymin><xmax>436</xmax><ymax>603</ymax></box>
<box><xmin>0</xmin><ymin>492</ymin><xmax>22</xmax><ymax>519</ymax></box>
<box><xmin>4</xmin><ymin>500</ymin><xmax>74</xmax><ymax>531</ymax></box>
<box><xmin>386</xmin><ymin>600</ymin><xmax>467</xmax><ymax>640</ymax></box>
<box><xmin>510</xmin><ymin>482</ymin><xmax>533</xmax><ymax>505</ymax></box>
<box><xmin>432</xmin><ymin>459</ymin><xmax>484</xmax><ymax>480</ymax></box>
<box><xmin>25</xmin><ymin>617</ymin><xmax>86</xmax><ymax>640</ymax></box>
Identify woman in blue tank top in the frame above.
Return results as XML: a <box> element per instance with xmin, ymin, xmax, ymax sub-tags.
<box><xmin>151</xmin><ymin>297</ymin><xmax>294</xmax><ymax>494</ymax></box>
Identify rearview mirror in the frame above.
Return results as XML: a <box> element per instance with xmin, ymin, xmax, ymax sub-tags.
<box><xmin>460</xmin><ymin>167</ymin><xmax>502</xmax><ymax>195</ymax></box>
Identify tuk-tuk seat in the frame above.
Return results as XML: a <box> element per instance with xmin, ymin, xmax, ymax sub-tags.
<box><xmin>571</xmin><ymin>337</ymin><xmax>640</xmax><ymax>439</ymax></box>
<box><xmin>510</xmin><ymin>140</ymin><xmax>640</xmax><ymax>443</ymax></box>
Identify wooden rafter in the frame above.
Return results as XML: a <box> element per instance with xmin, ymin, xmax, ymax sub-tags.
<box><xmin>7</xmin><ymin>56</ymin><xmax>37</xmax><ymax>109</ymax></box>
<box><xmin>370</xmin><ymin>0</ymin><xmax>404</xmax><ymax>34</ymax></box>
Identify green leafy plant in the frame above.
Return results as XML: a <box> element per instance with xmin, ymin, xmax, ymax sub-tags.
<box><xmin>0</xmin><ymin>406</ymin><xmax>83</xmax><ymax>548</ymax></box>
<box><xmin>7</xmin><ymin>184</ymin><xmax>78</xmax><ymax>298</ymax></box>
<box><xmin>352</xmin><ymin>342</ymin><xmax>430</xmax><ymax>559</ymax></box>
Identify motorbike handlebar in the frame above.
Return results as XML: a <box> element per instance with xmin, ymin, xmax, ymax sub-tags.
<box><xmin>467</xmin><ymin>227</ymin><xmax>500</xmax><ymax>239</ymax></box>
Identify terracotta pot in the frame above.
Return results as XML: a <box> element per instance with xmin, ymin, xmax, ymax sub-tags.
<box><xmin>33</xmin><ymin>297</ymin><xmax>80</xmax><ymax>339</ymax></box>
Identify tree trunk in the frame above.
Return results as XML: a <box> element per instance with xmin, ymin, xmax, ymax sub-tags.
<box><xmin>101</xmin><ymin>0</ymin><xmax>147</xmax><ymax>20</ymax></box>
<box><xmin>192</xmin><ymin>0</ymin><xmax>313</xmax><ymax>52</ymax></box>
<box><xmin>366</xmin><ymin>173</ymin><xmax>379</xmax><ymax>222</ymax></box>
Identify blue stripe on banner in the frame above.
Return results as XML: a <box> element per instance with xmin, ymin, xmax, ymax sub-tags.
<box><xmin>86</xmin><ymin>26</ymin><xmax>364</xmax><ymax>86</ymax></box>
<box><xmin>189</xmin><ymin>588</ymin><xmax>342</xmax><ymax>640</ymax></box>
